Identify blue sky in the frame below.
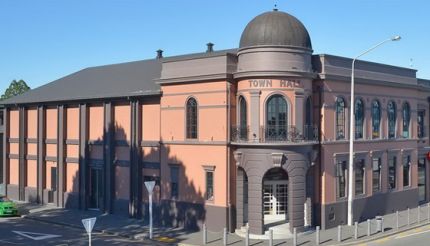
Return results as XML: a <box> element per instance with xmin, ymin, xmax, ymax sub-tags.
<box><xmin>1</xmin><ymin>0</ymin><xmax>429</xmax><ymax>91</ymax></box>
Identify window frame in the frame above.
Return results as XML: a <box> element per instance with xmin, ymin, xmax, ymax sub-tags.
<box><xmin>387</xmin><ymin>101</ymin><xmax>397</xmax><ymax>139</ymax></box>
<box><xmin>335</xmin><ymin>97</ymin><xmax>346</xmax><ymax>140</ymax></box>
<box><xmin>170</xmin><ymin>165</ymin><xmax>180</xmax><ymax>199</ymax></box>
<box><xmin>372</xmin><ymin>157</ymin><xmax>382</xmax><ymax>193</ymax></box>
<box><xmin>186</xmin><ymin>97</ymin><xmax>198</xmax><ymax>139</ymax></box>
<box><xmin>238</xmin><ymin>96</ymin><xmax>248</xmax><ymax>140</ymax></box>
<box><xmin>335</xmin><ymin>160</ymin><xmax>348</xmax><ymax>199</ymax></box>
<box><xmin>418</xmin><ymin>110</ymin><xmax>425</xmax><ymax>138</ymax></box>
<box><xmin>355</xmin><ymin>99</ymin><xmax>364</xmax><ymax>139</ymax></box>
<box><xmin>205</xmin><ymin>171</ymin><xmax>214</xmax><ymax>201</ymax></box>
<box><xmin>388</xmin><ymin>155</ymin><xmax>397</xmax><ymax>190</ymax></box>
<box><xmin>402</xmin><ymin>102</ymin><xmax>410</xmax><ymax>138</ymax></box>
<box><xmin>371</xmin><ymin>100</ymin><xmax>381</xmax><ymax>139</ymax></box>
<box><xmin>355</xmin><ymin>159</ymin><xmax>365</xmax><ymax>196</ymax></box>
<box><xmin>403</xmin><ymin>155</ymin><xmax>411</xmax><ymax>187</ymax></box>
<box><xmin>265</xmin><ymin>94</ymin><xmax>288</xmax><ymax>141</ymax></box>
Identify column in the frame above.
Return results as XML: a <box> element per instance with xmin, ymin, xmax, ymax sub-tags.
<box><xmin>79</xmin><ymin>104</ymin><xmax>88</xmax><ymax>209</ymax></box>
<box><xmin>18</xmin><ymin>107</ymin><xmax>26</xmax><ymax>201</ymax></box>
<box><xmin>129</xmin><ymin>100</ymin><xmax>142</xmax><ymax>218</ymax></box>
<box><xmin>37</xmin><ymin>106</ymin><xmax>45</xmax><ymax>203</ymax></box>
<box><xmin>3</xmin><ymin>108</ymin><xmax>9</xmax><ymax>195</ymax></box>
<box><xmin>295</xmin><ymin>90</ymin><xmax>305</xmax><ymax>136</ymax></box>
<box><xmin>104</xmin><ymin>102</ymin><xmax>114</xmax><ymax>213</ymax></box>
<box><xmin>57</xmin><ymin>105</ymin><xmax>65</xmax><ymax>207</ymax></box>
<box><xmin>250</xmin><ymin>91</ymin><xmax>260</xmax><ymax>142</ymax></box>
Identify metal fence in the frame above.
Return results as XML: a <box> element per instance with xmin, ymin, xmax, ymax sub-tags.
<box><xmin>231</xmin><ymin>125</ymin><xmax>318</xmax><ymax>143</ymax></box>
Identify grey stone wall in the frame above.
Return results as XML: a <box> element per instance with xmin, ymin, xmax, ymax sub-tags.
<box><xmin>322</xmin><ymin>188</ymin><xmax>419</xmax><ymax>229</ymax></box>
<box><xmin>234</xmin><ymin>144</ymin><xmax>316</xmax><ymax>234</ymax></box>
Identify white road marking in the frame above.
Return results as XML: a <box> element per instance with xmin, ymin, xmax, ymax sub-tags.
<box><xmin>395</xmin><ymin>229</ymin><xmax>430</xmax><ymax>239</ymax></box>
<box><xmin>0</xmin><ymin>239</ymin><xmax>24</xmax><ymax>245</ymax></box>
<box><xmin>12</xmin><ymin>230</ymin><xmax>62</xmax><ymax>241</ymax></box>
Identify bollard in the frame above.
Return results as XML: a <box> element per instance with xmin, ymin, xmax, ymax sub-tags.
<box><xmin>293</xmin><ymin>228</ymin><xmax>297</xmax><ymax>246</ymax></box>
<box><xmin>354</xmin><ymin>222</ymin><xmax>358</xmax><ymax>239</ymax></box>
<box><xmin>245</xmin><ymin>227</ymin><xmax>249</xmax><ymax>246</ymax></box>
<box><xmin>367</xmin><ymin>219</ymin><xmax>371</xmax><ymax>236</ymax></box>
<box><xmin>396</xmin><ymin>211</ymin><xmax>399</xmax><ymax>230</ymax></box>
<box><xmin>337</xmin><ymin>225</ymin><xmax>342</xmax><ymax>242</ymax></box>
<box><xmin>418</xmin><ymin>206</ymin><xmax>421</xmax><ymax>224</ymax></box>
<box><xmin>381</xmin><ymin>217</ymin><xmax>384</xmax><ymax>233</ymax></box>
<box><xmin>316</xmin><ymin>226</ymin><xmax>320</xmax><ymax>245</ymax></box>
<box><xmin>408</xmin><ymin>208</ymin><xmax>410</xmax><ymax>226</ymax></box>
<box><xmin>203</xmin><ymin>224</ymin><xmax>207</xmax><ymax>245</ymax></box>
<box><xmin>269</xmin><ymin>229</ymin><xmax>273</xmax><ymax>246</ymax></box>
<box><xmin>223</xmin><ymin>227</ymin><xmax>227</xmax><ymax>246</ymax></box>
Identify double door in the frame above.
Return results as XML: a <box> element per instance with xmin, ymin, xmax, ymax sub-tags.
<box><xmin>263</xmin><ymin>181</ymin><xmax>288</xmax><ymax>221</ymax></box>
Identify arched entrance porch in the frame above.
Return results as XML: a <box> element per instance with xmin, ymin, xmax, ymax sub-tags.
<box><xmin>263</xmin><ymin>168</ymin><xmax>288</xmax><ymax>228</ymax></box>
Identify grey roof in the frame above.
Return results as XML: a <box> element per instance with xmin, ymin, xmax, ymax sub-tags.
<box><xmin>239</xmin><ymin>10</ymin><xmax>312</xmax><ymax>49</ymax></box>
<box><xmin>0</xmin><ymin>49</ymin><xmax>240</xmax><ymax>106</ymax></box>
<box><xmin>1</xmin><ymin>59</ymin><xmax>162</xmax><ymax>105</ymax></box>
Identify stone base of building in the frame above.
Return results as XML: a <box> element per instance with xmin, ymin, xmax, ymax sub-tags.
<box><xmin>322</xmin><ymin>188</ymin><xmax>419</xmax><ymax>229</ymax></box>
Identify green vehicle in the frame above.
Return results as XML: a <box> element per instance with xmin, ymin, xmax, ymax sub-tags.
<box><xmin>0</xmin><ymin>196</ymin><xmax>18</xmax><ymax>216</ymax></box>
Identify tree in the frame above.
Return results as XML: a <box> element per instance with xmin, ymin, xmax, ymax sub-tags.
<box><xmin>1</xmin><ymin>79</ymin><xmax>30</xmax><ymax>100</ymax></box>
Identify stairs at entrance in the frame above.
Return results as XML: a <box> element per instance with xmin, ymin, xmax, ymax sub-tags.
<box><xmin>235</xmin><ymin>223</ymin><xmax>293</xmax><ymax>240</ymax></box>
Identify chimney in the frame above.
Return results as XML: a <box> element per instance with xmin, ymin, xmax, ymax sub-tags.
<box><xmin>206</xmin><ymin>43</ymin><xmax>214</xmax><ymax>53</ymax></box>
<box><xmin>156</xmin><ymin>49</ymin><xmax>163</xmax><ymax>59</ymax></box>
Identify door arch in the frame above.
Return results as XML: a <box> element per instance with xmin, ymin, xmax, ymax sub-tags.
<box><xmin>263</xmin><ymin>168</ymin><xmax>288</xmax><ymax>223</ymax></box>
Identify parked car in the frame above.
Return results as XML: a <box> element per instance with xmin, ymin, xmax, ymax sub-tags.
<box><xmin>0</xmin><ymin>196</ymin><xmax>18</xmax><ymax>216</ymax></box>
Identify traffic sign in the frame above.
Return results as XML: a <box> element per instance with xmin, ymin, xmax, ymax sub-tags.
<box><xmin>82</xmin><ymin>217</ymin><xmax>97</xmax><ymax>234</ymax></box>
<box><xmin>145</xmin><ymin>181</ymin><xmax>156</xmax><ymax>194</ymax></box>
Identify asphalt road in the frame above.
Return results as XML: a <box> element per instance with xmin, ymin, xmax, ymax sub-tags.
<box><xmin>366</xmin><ymin>224</ymin><xmax>430</xmax><ymax>246</ymax></box>
<box><xmin>0</xmin><ymin>216</ymin><xmax>165</xmax><ymax>246</ymax></box>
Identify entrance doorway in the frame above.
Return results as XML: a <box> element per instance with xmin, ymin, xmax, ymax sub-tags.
<box><xmin>89</xmin><ymin>168</ymin><xmax>103</xmax><ymax>209</ymax></box>
<box><xmin>263</xmin><ymin>168</ymin><xmax>288</xmax><ymax>224</ymax></box>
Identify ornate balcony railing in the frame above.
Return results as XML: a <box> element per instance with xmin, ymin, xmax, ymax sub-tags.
<box><xmin>231</xmin><ymin>125</ymin><xmax>319</xmax><ymax>143</ymax></box>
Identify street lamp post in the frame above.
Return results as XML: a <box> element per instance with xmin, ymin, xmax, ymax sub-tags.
<box><xmin>347</xmin><ymin>35</ymin><xmax>401</xmax><ymax>226</ymax></box>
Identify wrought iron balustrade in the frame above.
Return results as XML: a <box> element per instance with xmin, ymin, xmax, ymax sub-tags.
<box><xmin>231</xmin><ymin>125</ymin><xmax>318</xmax><ymax>143</ymax></box>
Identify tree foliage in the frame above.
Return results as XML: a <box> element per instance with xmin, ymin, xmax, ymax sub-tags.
<box><xmin>1</xmin><ymin>79</ymin><xmax>30</xmax><ymax>100</ymax></box>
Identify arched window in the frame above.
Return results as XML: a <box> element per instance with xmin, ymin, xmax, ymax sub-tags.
<box><xmin>335</xmin><ymin>97</ymin><xmax>346</xmax><ymax>140</ymax></box>
<box><xmin>355</xmin><ymin>99</ymin><xmax>364</xmax><ymax>139</ymax></box>
<box><xmin>387</xmin><ymin>101</ymin><xmax>396</xmax><ymax>139</ymax></box>
<box><xmin>402</xmin><ymin>102</ymin><xmax>410</xmax><ymax>138</ymax></box>
<box><xmin>186</xmin><ymin>97</ymin><xmax>198</xmax><ymax>139</ymax></box>
<box><xmin>372</xmin><ymin>100</ymin><xmax>381</xmax><ymax>139</ymax></box>
<box><xmin>266</xmin><ymin>95</ymin><xmax>288</xmax><ymax>141</ymax></box>
<box><xmin>239</xmin><ymin>96</ymin><xmax>247</xmax><ymax>140</ymax></box>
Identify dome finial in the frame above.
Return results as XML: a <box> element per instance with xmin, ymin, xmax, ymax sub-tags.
<box><xmin>273</xmin><ymin>3</ymin><xmax>278</xmax><ymax>11</ymax></box>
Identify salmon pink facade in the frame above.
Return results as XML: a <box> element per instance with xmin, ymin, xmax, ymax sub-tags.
<box><xmin>1</xmin><ymin>9</ymin><xmax>430</xmax><ymax>235</ymax></box>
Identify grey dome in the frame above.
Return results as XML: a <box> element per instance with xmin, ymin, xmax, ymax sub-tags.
<box><xmin>239</xmin><ymin>10</ymin><xmax>312</xmax><ymax>49</ymax></box>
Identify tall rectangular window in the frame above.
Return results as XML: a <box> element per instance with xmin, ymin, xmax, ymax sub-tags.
<box><xmin>403</xmin><ymin>155</ymin><xmax>411</xmax><ymax>187</ymax></box>
<box><xmin>355</xmin><ymin>159</ymin><xmax>365</xmax><ymax>195</ymax></box>
<box><xmin>51</xmin><ymin>166</ymin><xmax>57</xmax><ymax>191</ymax></box>
<box><xmin>372</xmin><ymin>157</ymin><xmax>381</xmax><ymax>192</ymax></box>
<box><xmin>336</xmin><ymin>160</ymin><xmax>347</xmax><ymax>198</ymax></box>
<box><xmin>170</xmin><ymin>166</ymin><xmax>179</xmax><ymax>199</ymax></box>
<box><xmin>388</xmin><ymin>156</ymin><xmax>397</xmax><ymax>190</ymax></box>
<box><xmin>418</xmin><ymin>110</ymin><xmax>425</xmax><ymax>138</ymax></box>
<box><xmin>205</xmin><ymin>171</ymin><xmax>214</xmax><ymax>201</ymax></box>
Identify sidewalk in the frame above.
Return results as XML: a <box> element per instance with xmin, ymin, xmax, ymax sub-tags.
<box><xmin>14</xmin><ymin>202</ymin><xmax>430</xmax><ymax>246</ymax></box>
<box><xmin>178</xmin><ymin>204</ymin><xmax>430</xmax><ymax>246</ymax></box>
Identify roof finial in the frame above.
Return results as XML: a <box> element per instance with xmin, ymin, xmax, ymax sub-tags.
<box><xmin>273</xmin><ymin>2</ymin><xmax>278</xmax><ymax>11</ymax></box>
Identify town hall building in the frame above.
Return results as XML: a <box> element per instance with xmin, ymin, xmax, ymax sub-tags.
<box><xmin>1</xmin><ymin>9</ymin><xmax>429</xmax><ymax>236</ymax></box>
